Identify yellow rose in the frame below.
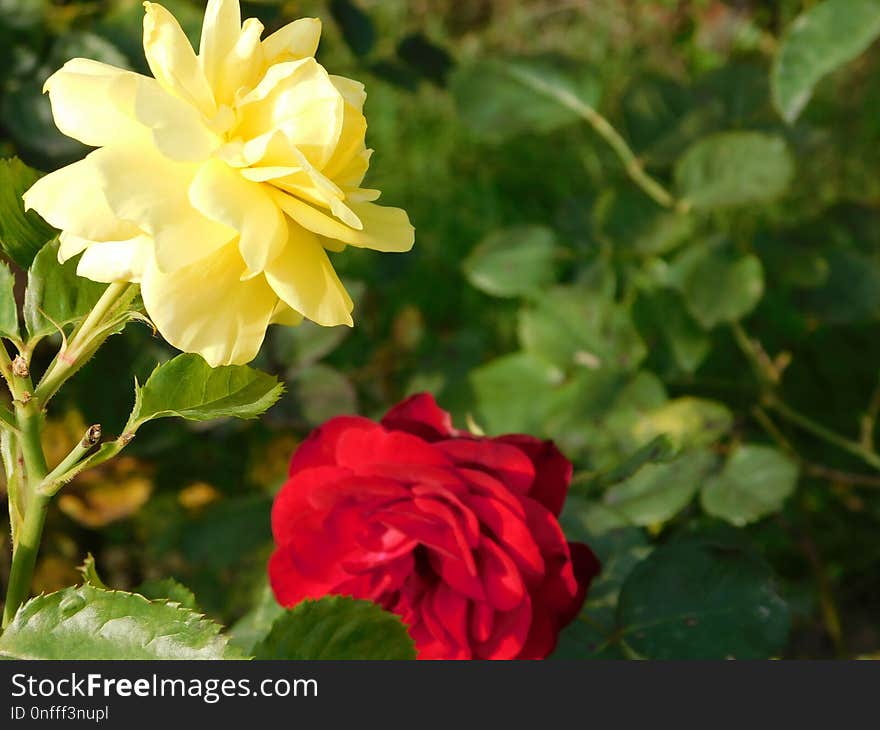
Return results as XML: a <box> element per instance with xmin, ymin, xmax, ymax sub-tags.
<box><xmin>23</xmin><ymin>0</ymin><xmax>414</xmax><ymax>366</ymax></box>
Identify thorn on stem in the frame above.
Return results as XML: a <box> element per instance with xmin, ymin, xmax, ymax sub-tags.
<box><xmin>20</xmin><ymin>391</ymin><xmax>31</xmax><ymax>405</ymax></box>
<box><xmin>82</xmin><ymin>424</ymin><xmax>102</xmax><ymax>448</ymax></box>
<box><xmin>12</xmin><ymin>356</ymin><xmax>29</xmax><ymax>378</ymax></box>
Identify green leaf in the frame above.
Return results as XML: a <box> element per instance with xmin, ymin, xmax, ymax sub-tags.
<box><xmin>555</xmin><ymin>503</ymin><xmax>652</xmax><ymax>658</ymax></box>
<box><xmin>463</xmin><ymin>225</ymin><xmax>560</xmax><ymax>298</ymax></box>
<box><xmin>471</xmin><ymin>351</ymin><xmax>563</xmax><ymax>434</ymax></box>
<box><xmin>603</xmin><ymin>450</ymin><xmax>718</xmax><ymax>526</ymax></box>
<box><xmin>127</xmin><ymin>354</ymin><xmax>283</xmax><ymax>429</ymax></box>
<box><xmin>77</xmin><ymin>553</ymin><xmax>106</xmax><ymax>589</ymax></box>
<box><xmin>0</xmin><ymin>158</ymin><xmax>57</xmax><ymax>269</ymax></box>
<box><xmin>228</xmin><ymin>584</ymin><xmax>285</xmax><ymax>656</ymax></box>
<box><xmin>675</xmin><ymin>132</ymin><xmax>794</xmax><ymax>210</ymax></box>
<box><xmin>701</xmin><ymin>445</ymin><xmax>799</xmax><ymax>526</ymax></box>
<box><xmin>772</xmin><ymin>0</ymin><xmax>880</xmax><ymax>123</ymax></box>
<box><xmin>451</xmin><ymin>55</ymin><xmax>600</xmax><ymax>142</ymax></box>
<box><xmin>644</xmin><ymin>290</ymin><xmax>711</xmax><ymax>373</ymax></box>
<box><xmin>24</xmin><ymin>238</ymin><xmax>106</xmax><ymax>341</ymax></box>
<box><xmin>0</xmin><ymin>584</ymin><xmax>236</xmax><ymax>659</ymax></box>
<box><xmin>676</xmin><ymin>247</ymin><xmax>765</xmax><ymax>328</ymax></box>
<box><xmin>594</xmin><ymin>189</ymin><xmax>694</xmax><ymax>257</ymax></box>
<box><xmin>135</xmin><ymin>578</ymin><xmax>199</xmax><ymax>611</ymax></box>
<box><xmin>632</xmin><ymin>397</ymin><xmax>733</xmax><ymax>451</ymax></box>
<box><xmin>597</xmin><ymin>434</ymin><xmax>677</xmax><ymax>487</ymax></box>
<box><xmin>617</xmin><ymin>529</ymin><xmax>791</xmax><ymax>659</ymax></box>
<box><xmin>0</xmin><ymin>262</ymin><xmax>19</xmax><ymax>341</ymax></box>
<box><xmin>518</xmin><ymin>285</ymin><xmax>646</xmax><ymax>372</ymax></box>
<box><xmin>254</xmin><ymin>596</ymin><xmax>417</xmax><ymax>660</ymax></box>
<box><xmin>329</xmin><ymin>0</ymin><xmax>375</xmax><ymax>58</ymax></box>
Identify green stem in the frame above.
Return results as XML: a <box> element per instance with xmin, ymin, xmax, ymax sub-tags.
<box><xmin>2</xmin><ymin>490</ymin><xmax>48</xmax><ymax>627</ymax></box>
<box><xmin>35</xmin><ymin>282</ymin><xmax>134</xmax><ymax>405</ymax></box>
<box><xmin>39</xmin><ymin>424</ymin><xmax>101</xmax><ymax>497</ymax></box>
<box><xmin>3</xmin><ymin>399</ymin><xmax>49</xmax><ymax>627</ymax></box>
<box><xmin>505</xmin><ymin>65</ymin><xmax>689</xmax><ymax>213</ymax></box>
<box><xmin>732</xmin><ymin>323</ymin><xmax>880</xmax><ymax>471</ymax></box>
<box><xmin>767</xmin><ymin>398</ymin><xmax>880</xmax><ymax>471</ymax></box>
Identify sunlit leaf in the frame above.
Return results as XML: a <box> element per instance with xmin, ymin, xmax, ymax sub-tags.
<box><xmin>0</xmin><ymin>584</ymin><xmax>236</xmax><ymax>659</ymax></box>
<box><xmin>773</xmin><ymin>0</ymin><xmax>880</xmax><ymax>123</ymax></box>
<box><xmin>127</xmin><ymin>354</ymin><xmax>283</xmax><ymax>429</ymax></box>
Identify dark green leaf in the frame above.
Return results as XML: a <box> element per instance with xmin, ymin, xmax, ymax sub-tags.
<box><xmin>0</xmin><ymin>262</ymin><xmax>19</xmax><ymax>341</ymax></box>
<box><xmin>0</xmin><ymin>157</ymin><xmax>57</xmax><ymax>269</ymax></box>
<box><xmin>24</xmin><ymin>238</ymin><xmax>105</xmax><ymax>341</ymax></box>
<box><xmin>254</xmin><ymin>596</ymin><xmax>416</xmax><ymax>660</ymax></box>
<box><xmin>617</xmin><ymin>530</ymin><xmax>790</xmax><ymax>659</ymax></box>
<box><xmin>330</xmin><ymin>0</ymin><xmax>375</xmax><ymax>57</ymax></box>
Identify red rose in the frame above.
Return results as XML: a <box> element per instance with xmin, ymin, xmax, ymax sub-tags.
<box><xmin>269</xmin><ymin>393</ymin><xmax>600</xmax><ymax>659</ymax></box>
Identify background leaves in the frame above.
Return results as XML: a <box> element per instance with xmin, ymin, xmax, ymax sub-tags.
<box><xmin>1</xmin><ymin>0</ymin><xmax>879</xmax><ymax>660</ymax></box>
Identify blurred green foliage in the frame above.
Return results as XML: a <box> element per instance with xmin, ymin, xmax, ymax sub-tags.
<box><xmin>3</xmin><ymin>0</ymin><xmax>880</xmax><ymax>659</ymax></box>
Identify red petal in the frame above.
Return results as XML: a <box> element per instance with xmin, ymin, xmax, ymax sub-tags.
<box><xmin>432</xmin><ymin>583</ymin><xmax>470</xmax><ymax>649</ymax></box>
<box><xmin>467</xmin><ymin>494</ymin><xmax>545</xmax><ymax>579</ymax></box>
<box><xmin>289</xmin><ymin>416</ymin><xmax>379</xmax><ymax>474</ymax></box>
<box><xmin>336</xmin><ymin>427</ymin><xmax>451</xmax><ymax>473</ymax></box>
<box><xmin>470</xmin><ymin>601</ymin><xmax>494</xmax><ymax>643</ymax></box>
<box><xmin>436</xmin><ymin>439</ymin><xmax>535</xmax><ymax>494</ymax></box>
<box><xmin>477</xmin><ymin>537</ymin><xmax>526</xmax><ymax>611</ymax></box>
<box><xmin>496</xmin><ymin>435</ymin><xmax>572</xmax><ymax>516</ymax></box>
<box><xmin>473</xmin><ymin>598</ymin><xmax>532</xmax><ymax>660</ymax></box>
<box><xmin>271</xmin><ymin>466</ymin><xmax>351</xmax><ymax>545</ymax></box>
<box><xmin>381</xmin><ymin>392</ymin><xmax>458</xmax><ymax>442</ymax></box>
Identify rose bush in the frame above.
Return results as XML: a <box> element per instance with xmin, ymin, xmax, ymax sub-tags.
<box><xmin>269</xmin><ymin>393</ymin><xmax>600</xmax><ymax>659</ymax></box>
<box><xmin>22</xmin><ymin>0</ymin><xmax>413</xmax><ymax>366</ymax></box>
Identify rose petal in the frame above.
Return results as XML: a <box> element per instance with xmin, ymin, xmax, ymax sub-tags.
<box><xmin>496</xmin><ymin>435</ymin><xmax>572</xmax><ymax>516</ymax></box>
<box><xmin>381</xmin><ymin>392</ymin><xmax>457</xmax><ymax>441</ymax></box>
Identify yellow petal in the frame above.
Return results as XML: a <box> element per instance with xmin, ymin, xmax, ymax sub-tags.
<box><xmin>189</xmin><ymin>158</ymin><xmax>287</xmax><ymax>277</ymax></box>
<box><xmin>264</xmin><ymin>225</ymin><xmax>353</xmax><ymax>327</ymax></box>
<box><xmin>235</xmin><ymin>58</ymin><xmax>344</xmax><ymax>169</ymax></box>
<box><xmin>90</xmin><ymin>146</ymin><xmax>235</xmax><ymax>271</ymax></box>
<box><xmin>132</xmin><ymin>71</ymin><xmax>220</xmax><ymax>161</ymax></box>
<box><xmin>270</xmin><ymin>300</ymin><xmax>304</xmax><ymax>326</ymax></box>
<box><xmin>141</xmin><ymin>243</ymin><xmax>277</xmax><ymax>366</ymax></box>
<box><xmin>144</xmin><ymin>2</ymin><xmax>216</xmax><ymax>117</ymax></box>
<box><xmin>262</xmin><ymin>17</ymin><xmax>321</xmax><ymax>62</ymax></box>
<box><xmin>58</xmin><ymin>232</ymin><xmax>92</xmax><ymax>263</ymax></box>
<box><xmin>76</xmin><ymin>236</ymin><xmax>152</xmax><ymax>283</ymax></box>
<box><xmin>198</xmin><ymin>0</ymin><xmax>241</xmax><ymax>92</ymax></box>
<box><xmin>43</xmin><ymin>59</ymin><xmax>145</xmax><ymax>148</ymax></box>
<box><xmin>216</xmin><ymin>17</ymin><xmax>264</xmax><ymax>105</ymax></box>
<box><xmin>270</xmin><ymin>190</ymin><xmax>414</xmax><ymax>252</ymax></box>
<box><xmin>23</xmin><ymin>155</ymin><xmax>141</xmax><ymax>241</ymax></box>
